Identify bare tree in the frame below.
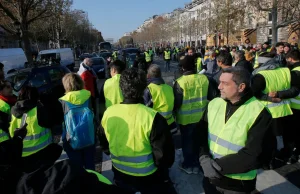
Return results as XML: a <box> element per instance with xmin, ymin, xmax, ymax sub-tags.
<box><xmin>248</xmin><ymin>0</ymin><xmax>300</xmax><ymax>44</ymax></box>
<box><xmin>0</xmin><ymin>0</ymin><xmax>54</xmax><ymax>62</ymax></box>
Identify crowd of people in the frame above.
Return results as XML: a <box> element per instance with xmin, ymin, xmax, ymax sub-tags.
<box><xmin>0</xmin><ymin>40</ymin><xmax>300</xmax><ymax>194</ymax></box>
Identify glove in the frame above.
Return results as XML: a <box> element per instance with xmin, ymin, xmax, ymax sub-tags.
<box><xmin>13</xmin><ymin>123</ymin><xmax>28</xmax><ymax>140</ymax></box>
<box><xmin>200</xmin><ymin>155</ymin><xmax>222</xmax><ymax>179</ymax></box>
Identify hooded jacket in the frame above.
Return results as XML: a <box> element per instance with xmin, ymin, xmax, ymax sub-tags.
<box><xmin>77</xmin><ymin>63</ymin><xmax>97</xmax><ymax>98</ymax></box>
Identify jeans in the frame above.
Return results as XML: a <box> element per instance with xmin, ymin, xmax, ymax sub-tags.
<box><xmin>180</xmin><ymin>123</ymin><xmax>200</xmax><ymax>168</ymax></box>
<box><xmin>63</xmin><ymin>141</ymin><xmax>95</xmax><ymax>170</ymax></box>
<box><xmin>165</xmin><ymin>60</ymin><xmax>171</xmax><ymax>71</ymax></box>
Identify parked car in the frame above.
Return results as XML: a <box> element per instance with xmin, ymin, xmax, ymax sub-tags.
<box><xmin>6</xmin><ymin>64</ymin><xmax>71</xmax><ymax>131</ymax></box>
<box><xmin>98</xmin><ymin>52</ymin><xmax>112</xmax><ymax>62</ymax></box>
<box><xmin>37</xmin><ymin>48</ymin><xmax>75</xmax><ymax>71</ymax></box>
<box><xmin>0</xmin><ymin>48</ymin><xmax>28</xmax><ymax>75</ymax></box>
<box><xmin>79</xmin><ymin>53</ymin><xmax>92</xmax><ymax>61</ymax></box>
<box><xmin>90</xmin><ymin>57</ymin><xmax>106</xmax><ymax>79</ymax></box>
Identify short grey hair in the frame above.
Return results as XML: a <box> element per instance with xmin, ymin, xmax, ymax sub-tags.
<box><xmin>235</xmin><ymin>50</ymin><xmax>245</xmax><ymax>61</ymax></box>
<box><xmin>147</xmin><ymin>64</ymin><xmax>161</xmax><ymax>78</ymax></box>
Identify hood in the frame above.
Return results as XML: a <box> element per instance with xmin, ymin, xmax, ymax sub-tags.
<box><xmin>147</xmin><ymin>77</ymin><xmax>165</xmax><ymax>85</ymax></box>
<box><xmin>11</xmin><ymin>99</ymin><xmax>37</xmax><ymax>118</ymax></box>
<box><xmin>252</xmin><ymin>58</ymin><xmax>280</xmax><ymax>75</ymax></box>
<box><xmin>59</xmin><ymin>89</ymin><xmax>91</xmax><ymax>105</ymax></box>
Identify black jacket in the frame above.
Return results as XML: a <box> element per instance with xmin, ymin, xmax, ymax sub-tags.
<box><xmin>173</xmin><ymin>70</ymin><xmax>217</xmax><ymax>112</ymax></box>
<box><xmin>199</xmin><ymin>91</ymin><xmax>272</xmax><ymax>192</ymax></box>
<box><xmin>251</xmin><ymin>65</ymin><xmax>300</xmax><ymax>102</ymax></box>
<box><xmin>98</xmin><ymin>99</ymin><xmax>175</xmax><ymax>181</ymax></box>
<box><xmin>144</xmin><ymin>78</ymin><xmax>177</xmax><ymax>134</ymax></box>
<box><xmin>235</xmin><ymin>59</ymin><xmax>254</xmax><ymax>74</ymax></box>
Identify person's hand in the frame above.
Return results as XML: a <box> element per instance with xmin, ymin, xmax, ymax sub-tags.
<box><xmin>14</xmin><ymin>123</ymin><xmax>27</xmax><ymax>140</ymax></box>
<box><xmin>268</xmin><ymin>91</ymin><xmax>277</xmax><ymax>98</ymax></box>
<box><xmin>200</xmin><ymin>155</ymin><xmax>222</xmax><ymax>179</ymax></box>
<box><xmin>271</xmin><ymin>97</ymin><xmax>282</xmax><ymax>103</ymax></box>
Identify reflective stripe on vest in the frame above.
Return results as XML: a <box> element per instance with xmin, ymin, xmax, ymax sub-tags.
<box><xmin>291</xmin><ymin>66</ymin><xmax>300</xmax><ymax>110</ymax></box>
<box><xmin>144</xmin><ymin>52</ymin><xmax>151</xmax><ymax>62</ymax></box>
<box><xmin>147</xmin><ymin>83</ymin><xmax>175</xmax><ymax>125</ymax></box>
<box><xmin>196</xmin><ymin>57</ymin><xmax>202</xmax><ymax>72</ymax></box>
<box><xmin>0</xmin><ymin>129</ymin><xmax>9</xmax><ymax>143</ymax></box>
<box><xmin>9</xmin><ymin>107</ymin><xmax>52</xmax><ymax>157</ymax></box>
<box><xmin>258</xmin><ymin>68</ymin><xmax>293</xmax><ymax>118</ymax></box>
<box><xmin>164</xmin><ymin>51</ymin><xmax>171</xmax><ymax>60</ymax></box>
<box><xmin>208</xmin><ymin>97</ymin><xmax>264</xmax><ymax>180</ymax></box>
<box><xmin>102</xmin><ymin>104</ymin><xmax>158</xmax><ymax>176</ymax></box>
<box><xmin>176</xmin><ymin>74</ymin><xmax>209</xmax><ymax>125</ymax></box>
<box><xmin>104</xmin><ymin>74</ymin><xmax>124</xmax><ymax>108</ymax></box>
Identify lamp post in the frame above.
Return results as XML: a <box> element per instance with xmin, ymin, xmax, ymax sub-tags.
<box><xmin>14</xmin><ymin>21</ymin><xmax>22</xmax><ymax>48</ymax></box>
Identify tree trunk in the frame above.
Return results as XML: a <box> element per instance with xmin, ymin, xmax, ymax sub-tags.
<box><xmin>22</xmin><ymin>30</ymin><xmax>33</xmax><ymax>63</ymax></box>
<box><xmin>271</xmin><ymin>0</ymin><xmax>278</xmax><ymax>45</ymax></box>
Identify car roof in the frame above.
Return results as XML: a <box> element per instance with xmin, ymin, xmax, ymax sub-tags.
<box><xmin>7</xmin><ymin>65</ymin><xmax>67</xmax><ymax>76</ymax></box>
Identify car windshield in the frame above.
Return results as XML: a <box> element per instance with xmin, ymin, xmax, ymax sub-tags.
<box><xmin>6</xmin><ymin>72</ymin><xmax>30</xmax><ymax>91</ymax></box>
<box><xmin>37</xmin><ymin>53</ymin><xmax>57</xmax><ymax>62</ymax></box>
<box><xmin>92</xmin><ymin>58</ymin><xmax>104</xmax><ymax>65</ymax></box>
<box><xmin>99</xmin><ymin>42</ymin><xmax>112</xmax><ymax>51</ymax></box>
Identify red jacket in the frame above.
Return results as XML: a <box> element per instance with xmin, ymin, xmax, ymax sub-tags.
<box><xmin>78</xmin><ymin>64</ymin><xmax>97</xmax><ymax>97</ymax></box>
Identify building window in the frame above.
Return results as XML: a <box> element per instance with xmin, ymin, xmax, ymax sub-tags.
<box><xmin>268</xmin><ymin>13</ymin><xmax>272</xmax><ymax>22</ymax></box>
<box><xmin>269</xmin><ymin>28</ymin><xmax>272</xmax><ymax>35</ymax></box>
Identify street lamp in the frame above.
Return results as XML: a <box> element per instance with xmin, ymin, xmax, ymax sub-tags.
<box><xmin>14</xmin><ymin>21</ymin><xmax>22</xmax><ymax>48</ymax></box>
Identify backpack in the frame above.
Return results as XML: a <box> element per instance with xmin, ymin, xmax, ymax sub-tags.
<box><xmin>63</xmin><ymin>100</ymin><xmax>95</xmax><ymax>150</ymax></box>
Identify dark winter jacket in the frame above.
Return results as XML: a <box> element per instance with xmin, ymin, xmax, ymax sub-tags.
<box><xmin>235</xmin><ymin>59</ymin><xmax>253</xmax><ymax>74</ymax></box>
<box><xmin>199</xmin><ymin>90</ymin><xmax>272</xmax><ymax>192</ymax></box>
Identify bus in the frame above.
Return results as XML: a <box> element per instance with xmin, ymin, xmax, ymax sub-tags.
<box><xmin>99</xmin><ymin>42</ymin><xmax>112</xmax><ymax>52</ymax></box>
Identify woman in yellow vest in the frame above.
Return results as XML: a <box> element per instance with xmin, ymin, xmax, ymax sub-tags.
<box><xmin>200</xmin><ymin>67</ymin><xmax>272</xmax><ymax>193</ymax></box>
<box><xmin>9</xmin><ymin>86</ymin><xmax>55</xmax><ymax>172</ymax></box>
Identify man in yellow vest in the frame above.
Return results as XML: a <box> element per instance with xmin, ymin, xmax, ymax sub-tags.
<box><xmin>267</xmin><ymin>50</ymin><xmax>300</xmax><ymax>164</ymax></box>
<box><xmin>253</xmin><ymin>43</ymin><xmax>263</xmax><ymax>69</ymax></box>
<box><xmin>200</xmin><ymin>67</ymin><xmax>272</xmax><ymax>193</ymax></box>
<box><xmin>263</xmin><ymin>42</ymin><xmax>272</xmax><ymax>52</ymax></box>
<box><xmin>252</xmin><ymin>52</ymin><xmax>293</xmax><ymax>169</ymax></box>
<box><xmin>173</xmin><ymin>55</ymin><xmax>210</xmax><ymax>175</ymax></box>
<box><xmin>144</xmin><ymin>50</ymin><xmax>152</xmax><ymax>68</ymax></box>
<box><xmin>144</xmin><ymin>64</ymin><xmax>177</xmax><ymax>135</ymax></box>
<box><xmin>99</xmin><ymin>60</ymin><xmax>125</xmax><ymax>109</ymax></box>
<box><xmin>164</xmin><ymin>47</ymin><xmax>171</xmax><ymax>72</ymax></box>
<box><xmin>99</xmin><ymin>68</ymin><xmax>175</xmax><ymax>193</ymax></box>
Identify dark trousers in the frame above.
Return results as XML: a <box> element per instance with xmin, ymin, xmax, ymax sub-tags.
<box><xmin>180</xmin><ymin>123</ymin><xmax>200</xmax><ymax>168</ymax></box>
<box><xmin>165</xmin><ymin>60</ymin><xmax>171</xmax><ymax>71</ymax></box>
<box><xmin>113</xmin><ymin>168</ymin><xmax>177</xmax><ymax>194</ymax></box>
<box><xmin>63</xmin><ymin>142</ymin><xmax>95</xmax><ymax>170</ymax></box>
<box><xmin>202</xmin><ymin>177</ymin><xmax>254</xmax><ymax>194</ymax></box>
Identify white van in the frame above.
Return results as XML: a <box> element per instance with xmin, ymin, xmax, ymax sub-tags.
<box><xmin>37</xmin><ymin>48</ymin><xmax>75</xmax><ymax>71</ymax></box>
<box><xmin>0</xmin><ymin>48</ymin><xmax>28</xmax><ymax>75</ymax></box>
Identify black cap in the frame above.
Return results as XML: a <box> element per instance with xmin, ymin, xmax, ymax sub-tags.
<box><xmin>263</xmin><ymin>42</ymin><xmax>270</xmax><ymax>45</ymax></box>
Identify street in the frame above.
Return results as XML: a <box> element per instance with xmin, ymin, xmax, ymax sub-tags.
<box><xmin>63</xmin><ymin>57</ymin><xmax>300</xmax><ymax>194</ymax></box>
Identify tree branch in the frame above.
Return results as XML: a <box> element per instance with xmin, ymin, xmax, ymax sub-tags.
<box><xmin>27</xmin><ymin>10</ymin><xmax>48</xmax><ymax>24</ymax></box>
<box><xmin>0</xmin><ymin>2</ymin><xmax>18</xmax><ymax>22</ymax></box>
<box><xmin>277</xmin><ymin>20</ymin><xmax>299</xmax><ymax>29</ymax></box>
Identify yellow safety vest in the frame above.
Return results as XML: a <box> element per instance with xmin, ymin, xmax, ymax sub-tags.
<box><xmin>258</xmin><ymin>68</ymin><xmax>293</xmax><ymax>118</ymax></box>
<box><xmin>196</xmin><ymin>57</ymin><xmax>202</xmax><ymax>72</ymax></box>
<box><xmin>208</xmin><ymin>97</ymin><xmax>264</xmax><ymax>180</ymax></box>
<box><xmin>176</xmin><ymin>74</ymin><xmax>209</xmax><ymax>125</ymax></box>
<box><xmin>147</xmin><ymin>83</ymin><xmax>175</xmax><ymax>125</ymax></box>
<box><xmin>86</xmin><ymin>169</ymin><xmax>112</xmax><ymax>185</ymax></box>
<box><xmin>164</xmin><ymin>51</ymin><xmax>171</xmax><ymax>60</ymax></box>
<box><xmin>104</xmin><ymin>74</ymin><xmax>124</xmax><ymax>108</ymax></box>
<box><xmin>291</xmin><ymin>66</ymin><xmax>300</xmax><ymax>110</ymax></box>
<box><xmin>144</xmin><ymin>52</ymin><xmax>151</xmax><ymax>62</ymax></box>
<box><xmin>102</xmin><ymin>104</ymin><xmax>158</xmax><ymax>177</ymax></box>
<box><xmin>112</xmin><ymin>51</ymin><xmax>118</xmax><ymax>60</ymax></box>
<box><xmin>253</xmin><ymin>51</ymin><xmax>262</xmax><ymax>69</ymax></box>
<box><xmin>0</xmin><ymin>99</ymin><xmax>10</xmax><ymax>143</ymax></box>
<box><xmin>9</xmin><ymin>107</ymin><xmax>52</xmax><ymax>157</ymax></box>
